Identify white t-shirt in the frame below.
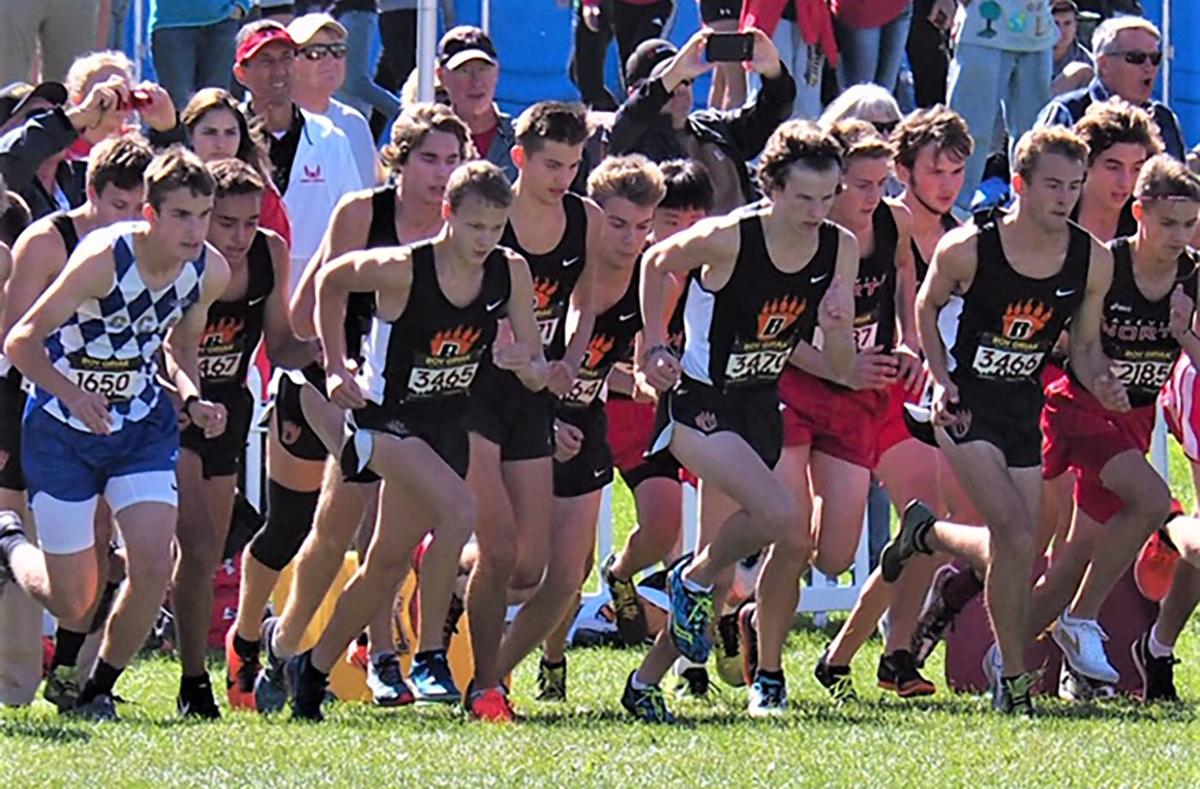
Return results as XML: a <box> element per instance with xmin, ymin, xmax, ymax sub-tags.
<box><xmin>322</xmin><ymin>98</ymin><xmax>378</xmax><ymax>188</ymax></box>
<box><xmin>955</xmin><ymin>0</ymin><xmax>1055</xmax><ymax>53</ymax></box>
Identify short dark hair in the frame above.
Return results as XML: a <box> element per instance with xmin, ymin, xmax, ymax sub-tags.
<box><xmin>758</xmin><ymin>121</ymin><xmax>844</xmax><ymax>194</ymax></box>
<box><xmin>446</xmin><ymin>160</ymin><xmax>512</xmax><ymax>211</ymax></box>
<box><xmin>658</xmin><ymin>158</ymin><xmax>714</xmax><ymax>212</ymax></box>
<box><xmin>208</xmin><ymin>157</ymin><xmax>265</xmax><ymax>199</ymax></box>
<box><xmin>1074</xmin><ymin>98</ymin><xmax>1163</xmax><ymax>166</ymax></box>
<box><xmin>381</xmin><ymin>102</ymin><xmax>474</xmax><ymax>173</ymax></box>
<box><xmin>893</xmin><ymin>105</ymin><xmax>973</xmax><ymax>172</ymax></box>
<box><xmin>86</xmin><ymin>135</ymin><xmax>154</xmax><ymax>196</ymax></box>
<box><xmin>1013</xmin><ymin>126</ymin><xmax>1089</xmax><ymax>181</ymax></box>
<box><xmin>514</xmin><ymin>101</ymin><xmax>589</xmax><ymax>155</ymax></box>
<box><xmin>145</xmin><ymin>147</ymin><xmax>216</xmax><ymax>210</ymax></box>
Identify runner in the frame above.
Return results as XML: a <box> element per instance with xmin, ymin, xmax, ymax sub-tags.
<box><xmin>241</xmin><ymin>103</ymin><xmax>471</xmax><ymax>713</ymax></box>
<box><xmin>460</xmin><ymin>101</ymin><xmax>603</xmax><ymax>720</ymax></box>
<box><xmin>0</xmin><ymin>148</ymin><xmax>230</xmax><ymax>720</ymax></box>
<box><xmin>884</xmin><ymin>127</ymin><xmax>1119</xmax><ymax>714</ymax></box>
<box><xmin>621</xmin><ymin>120</ymin><xmax>857</xmax><ymax>722</ymax></box>
<box><xmin>815</xmin><ymin>105</ymin><xmax>977</xmax><ymax>700</ymax></box>
<box><xmin>284</xmin><ymin>160</ymin><xmax>547</xmax><ymax>722</ymax></box>
<box><xmin>170</xmin><ymin>157</ymin><xmax>307</xmax><ymax>718</ymax></box>
<box><xmin>0</xmin><ymin>135</ymin><xmax>154</xmax><ymax>711</ymax></box>
<box><xmin>491</xmin><ymin>154</ymin><xmax>665</xmax><ymax>703</ymax></box>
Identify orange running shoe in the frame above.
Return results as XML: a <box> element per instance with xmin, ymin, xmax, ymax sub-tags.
<box><xmin>468</xmin><ymin>686</ymin><xmax>516</xmax><ymax>723</ymax></box>
<box><xmin>1136</xmin><ymin>529</ymin><xmax>1180</xmax><ymax>603</ymax></box>
<box><xmin>225</xmin><ymin>625</ymin><xmax>259</xmax><ymax>711</ymax></box>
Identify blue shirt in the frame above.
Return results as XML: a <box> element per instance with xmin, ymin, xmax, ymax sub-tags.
<box><xmin>1035</xmin><ymin>78</ymin><xmax>1186</xmax><ymax>163</ymax></box>
<box><xmin>150</xmin><ymin>0</ymin><xmax>251</xmax><ymax>32</ymax></box>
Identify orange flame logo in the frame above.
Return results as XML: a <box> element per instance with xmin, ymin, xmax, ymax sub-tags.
<box><xmin>1001</xmin><ymin>300</ymin><xmax>1053</xmax><ymax>340</ymax></box>
<box><xmin>203</xmin><ymin>316</ymin><xmax>243</xmax><ymax>347</ymax></box>
<box><xmin>533</xmin><ymin>278</ymin><xmax>560</xmax><ymax>311</ymax></box>
<box><xmin>756</xmin><ymin>296</ymin><xmax>806</xmax><ymax>340</ymax></box>
<box><xmin>583</xmin><ymin>335</ymin><xmax>615</xmax><ymax>370</ymax></box>
<box><xmin>430</xmin><ymin>325</ymin><xmax>482</xmax><ymax>358</ymax></box>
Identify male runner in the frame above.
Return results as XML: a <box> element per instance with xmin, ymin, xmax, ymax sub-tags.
<box><xmin>460</xmin><ymin>101</ymin><xmax>604</xmax><ymax>719</ymax></box>
<box><xmin>286</xmin><ymin>160</ymin><xmax>548</xmax><ymax>722</ymax></box>
<box><xmin>240</xmin><ymin>103</ymin><xmax>472</xmax><ymax>712</ymax></box>
<box><xmin>491</xmin><ymin>154</ymin><xmax>665</xmax><ymax>704</ymax></box>
<box><xmin>622</xmin><ymin>120</ymin><xmax>857</xmax><ymax>722</ymax></box>
<box><xmin>0</xmin><ymin>148</ymin><xmax>230</xmax><ymax>719</ymax></box>
<box><xmin>886</xmin><ymin>127</ymin><xmax>1120</xmax><ymax>714</ymax></box>
<box><xmin>170</xmin><ymin>157</ymin><xmax>306</xmax><ymax>718</ymax></box>
<box><xmin>0</xmin><ymin>135</ymin><xmax>154</xmax><ymax>711</ymax></box>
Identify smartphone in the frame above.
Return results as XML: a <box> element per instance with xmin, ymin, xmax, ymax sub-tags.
<box><xmin>706</xmin><ymin>32</ymin><xmax>754</xmax><ymax>63</ymax></box>
<box><xmin>129</xmin><ymin>89</ymin><xmax>152</xmax><ymax>110</ymax></box>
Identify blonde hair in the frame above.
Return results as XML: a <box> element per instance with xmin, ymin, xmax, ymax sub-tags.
<box><xmin>65</xmin><ymin>50</ymin><xmax>134</xmax><ymax>99</ymax></box>
<box><xmin>1013</xmin><ymin>126</ymin><xmax>1089</xmax><ymax>181</ymax></box>
<box><xmin>819</xmin><ymin>83</ymin><xmax>901</xmax><ymax>129</ymax></box>
<box><xmin>828</xmin><ymin>119</ymin><xmax>894</xmax><ymax>162</ymax></box>
<box><xmin>587</xmin><ymin>154</ymin><xmax>666</xmax><ymax>208</ymax></box>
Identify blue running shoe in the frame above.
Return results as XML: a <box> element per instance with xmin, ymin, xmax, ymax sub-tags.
<box><xmin>667</xmin><ymin>556</ymin><xmax>713</xmax><ymax>664</ymax></box>
<box><xmin>407</xmin><ymin>649</ymin><xmax>461</xmax><ymax>703</ymax></box>
<box><xmin>621</xmin><ymin>671</ymin><xmax>675</xmax><ymax>724</ymax></box>
<box><xmin>288</xmin><ymin>651</ymin><xmax>326</xmax><ymax>722</ymax></box>
<box><xmin>254</xmin><ymin>616</ymin><xmax>289</xmax><ymax>714</ymax></box>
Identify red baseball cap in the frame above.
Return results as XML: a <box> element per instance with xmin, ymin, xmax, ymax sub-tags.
<box><xmin>236</xmin><ymin>23</ymin><xmax>297</xmax><ymax>65</ymax></box>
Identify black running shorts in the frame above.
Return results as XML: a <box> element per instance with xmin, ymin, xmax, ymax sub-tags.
<box><xmin>179</xmin><ymin>384</ymin><xmax>255</xmax><ymax>478</ymax></box>
<box><xmin>553</xmin><ymin>404</ymin><xmax>614</xmax><ymax>498</ymax></box>
<box><xmin>649</xmin><ymin>375</ymin><xmax>783</xmax><ymax>470</ymax></box>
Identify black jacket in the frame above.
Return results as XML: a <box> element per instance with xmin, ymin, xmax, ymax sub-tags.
<box><xmin>608</xmin><ymin>65</ymin><xmax>796</xmax><ymax>204</ymax></box>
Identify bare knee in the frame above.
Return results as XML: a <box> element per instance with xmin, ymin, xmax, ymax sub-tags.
<box><xmin>990</xmin><ymin>514</ymin><xmax>1038</xmax><ymax>562</ymax></box>
<box><xmin>767</xmin><ymin>527</ymin><xmax>814</xmax><ymax>570</ymax></box>
<box><xmin>433</xmin><ymin>493</ymin><xmax>477</xmax><ymax>548</ymax></box>
<box><xmin>1126</xmin><ymin>482</ymin><xmax>1172</xmax><ymax>534</ymax></box>
<box><xmin>755</xmin><ymin>487</ymin><xmax>801</xmax><ymax>538</ymax></box>
<box><xmin>813</xmin><ymin>541</ymin><xmax>857</xmax><ymax>577</ymax></box>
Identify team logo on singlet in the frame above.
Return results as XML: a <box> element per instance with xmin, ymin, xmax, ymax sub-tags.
<box><xmin>1001</xmin><ymin>300</ymin><xmax>1053</xmax><ymax>340</ymax></box>
<box><xmin>583</xmin><ymin>335</ymin><xmax>615</xmax><ymax>370</ymax></box>
<box><xmin>532</xmin><ymin>278</ymin><xmax>563</xmax><ymax>347</ymax></box>
<box><xmin>533</xmin><ymin>278</ymin><xmax>560</xmax><ymax>311</ymax></box>
<box><xmin>755</xmin><ymin>297</ymin><xmax>806</xmax><ymax>341</ymax></box>
<box><xmin>854</xmin><ymin>275</ymin><xmax>887</xmax><ymax>299</ymax></box>
<box><xmin>204</xmin><ymin>317</ymin><xmax>243</xmax><ymax>347</ymax></box>
<box><xmin>200</xmin><ymin>316</ymin><xmax>246</xmax><ymax>381</ymax></box>
<box><xmin>694</xmin><ymin>410</ymin><xmax>718</xmax><ymax>433</ymax></box>
<box><xmin>565</xmin><ymin>335</ymin><xmax>617</xmax><ymax>406</ymax></box>
<box><xmin>430</xmin><ymin>326</ymin><xmax>482</xmax><ymax>358</ymax></box>
<box><xmin>410</xmin><ymin>326</ymin><xmax>485</xmax><ymax>398</ymax></box>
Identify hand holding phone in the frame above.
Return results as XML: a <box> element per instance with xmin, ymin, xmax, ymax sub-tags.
<box><xmin>705</xmin><ymin>32</ymin><xmax>754</xmax><ymax>63</ymax></box>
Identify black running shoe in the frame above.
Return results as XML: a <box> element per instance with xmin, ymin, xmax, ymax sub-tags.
<box><xmin>254</xmin><ymin>616</ymin><xmax>289</xmax><ymax>714</ymax></box>
<box><xmin>675</xmin><ymin>665</ymin><xmax>710</xmax><ymax>699</ymax></box>
<box><xmin>911</xmin><ymin>564</ymin><xmax>981</xmax><ymax>667</ymax></box>
<box><xmin>1131</xmin><ymin>630</ymin><xmax>1180</xmax><ymax>703</ymax></box>
<box><xmin>288</xmin><ymin>651</ymin><xmax>327</xmax><ymax>722</ymax></box>
<box><xmin>70</xmin><ymin>692</ymin><xmax>118</xmax><ymax>722</ymax></box>
<box><xmin>737</xmin><ymin>601</ymin><xmax>759</xmax><ymax>686</ymax></box>
<box><xmin>442</xmin><ymin>593</ymin><xmax>465</xmax><ymax>648</ymax></box>
<box><xmin>994</xmin><ymin>672</ymin><xmax>1037</xmax><ymax>715</ymax></box>
<box><xmin>813</xmin><ymin>650</ymin><xmax>857</xmax><ymax>702</ymax></box>
<box><xmin>603</xmin><ymin>553</ymin><xmax>648</xmax><ymax>646</ymax></box>
<box><xmin>881</xmin><ymin>500</ymin><xmax>935</xmax><ymax>583</ymax></box>
<box><xmin>621</xmin><ymin>671</ymin><xmax>675</xmax><ymax>723</ymax></box>
<box><xmin>177</xmin><ymin>676</ymin><xmax>221</xmax><ymax>719</ymax></box>
<box><xmin>877</xmin><ymin>650</ymin><xmax>935</xmax><ymax>698</ymax></box>
<box><xmin>536</xmin><ymin>657</ymin><xmax>567</xmax><ymax>702</ymax></box>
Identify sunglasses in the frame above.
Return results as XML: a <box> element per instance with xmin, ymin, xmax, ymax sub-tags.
<box><xmin>871</xmin><ymin>119</ymin><xmax>898</xmax><ymax>136</ymax></box>
<box><xmin>1109</xmin><ymin>49</ymin><xmax>1163</xmax><ymax>66</ymax></box>
<box><xmin>301</xmin><ymin>43</ymin><xmax>349</xmax><ymax>61</ymax></box>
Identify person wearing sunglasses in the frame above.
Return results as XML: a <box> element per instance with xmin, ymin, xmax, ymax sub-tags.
<box><xmin>288</xmin><ymin>14</ymin><xmax>379</xmax><ymax>187</ymax></box>
<box><xmin>1037</xmin><ymin>15</ymin><xmax>1184</xmax><ymax>163</ymax></box>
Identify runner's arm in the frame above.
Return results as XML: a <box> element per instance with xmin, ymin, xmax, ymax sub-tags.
<box><xmin>261</xmin><ymin>230</ymin><xmax>315</xmax><ymax>369</ymax></box>
<box><xmin>916</xmin><ymin>227</ymin><xmax>977</xmax><ymax>389</ymax></box>
<box><xmin>290</xmin><ymin>191</ymin><xmax>372</xmax><ymax>339</ymax></box>
<box><xmin>505</xmin><ymin>250</ymin><xmax>550</xmax><ymax>392</ymax></box>
<box><xmin>560</xmin><ymin>200</ymin><xmax>606</xmax><ymax>379</ymax></box>
<box><xmin>315</xmin><ymin>250</ymin><xmax>411</xmax><ymax>380</ymax></box>
<box><xmin>163</xmin><ymin>245</ymin><xmax>232</xmax><ymax>405</ymax></box>
<box><xmin>891</xmin><ymin>202</ymin><xmax>919</xmax><ymax>354</ymax></box>
<box><xmin>1067</xmin><ymin>241</ymin><xmax>1118</xmax><ymax>397</ymax></box>
<box><xmin>817</xmin><ymin>226</ymin><xmax>861</xmax><ymax>381</ymax></box>
<box><xmin>2</xmin><ymin>224</ymin><xmax>63</xmax><ymax>335</ymax></box>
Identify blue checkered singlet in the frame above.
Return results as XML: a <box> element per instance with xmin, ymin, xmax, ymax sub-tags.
<box><xmin>33</xmin><ymin>222</ymin><xmax>206</xmax><ymax>432</ymax></box>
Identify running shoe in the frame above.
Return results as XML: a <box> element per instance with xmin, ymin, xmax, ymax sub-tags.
<box><xmin>367</xmin><ymin>653</ymin><xmax>414</xmax><ymax>707</ymax></box>
<box><xmin>443</xmin><ymin>593</ymin><xmax>465</xmax><ymax>648</ymax></box>
<box><xmin>813</xmin><ymin>650</ymin><xmax>857</xmax><ymax>702</ymax></box>
<box><xmin>177</xmin><ymin>675</ymin><xmax>221</xmax><ymax>719</ymax></box>
<box><xmin>71</xmin><ymin>692</ymin><xmax>118</xmax><ymax>722</ymax></box>
<box><xmin>673</xmin><ymin>661</ymin><xmax>710</xmax><ymax>699</ymax></box>
<box><xmin>713</xmin><ymin>612</ymin><xmax>745</xmax><ymax>687</ymax></box>
<box><xmin>620</xmin><ymin>671</ymin><xmax>675</xmax><ymax>724</ymax></box>
<box><xmin>253</xmin><ymin>616</ymin><xmax>289</xmax><ymax>714</ymax></box>
<box><xmin>1135</xmin><ymin>529</ymin><xmax>1180</xmax><ymax>603</ymax></box>
<box><xmin>1057</xmin><ymin>662</ymin><xmax>1116</xmax><ymax>703</ymax></box>
<box><xmin>1052</xmin><ymin>611</ymin><xmax>1119</xmax><ymax>684</ymax></box>
<box><xmin>911</xmin><ymin>564</ymin><xmax>981</xmax><ymax>667</ymax></box>
<box><xmin>981</xmin><ymin>641</ymin><xmax>1002</xmax><ymax>696</ymax></box>
<box><xmin>43</xmin><ymin>665</ymin><xmax>81</xmax><ymax>712</ymax></box>
<box><xmin>602</xmin><ymin>553</ymin><xmax>648</xmax><ymax>646</ymax></box>
<box><xmin>737</xmin><ymin>600</ymin><xmax>759</xmax><ymax>686</ymax></box>
<box><xmin>346</xmin><ymin>635</ymin><xmax>369</xmax><ymax>672</ymax></box>
<box><xmin>880</xmin><ymin>500</ymin><xmax>936</xmax><ymax>583</ymax></box>
<box><xmin>224</xmin><ymin>626</ymin><xmax>259</xmax><ymax>711</ymax></box>
<box><xmin>0</xmin><ymin>511</ymin><xmax>25</xmax><ymax>592</ymax></box>
<box><xmin>287</xmin><ymin>651</ymin><xmax>327</xmax><ymax>722</ymax></box>
<box><xmin>467</xmin><ymin>685</ymin><xmax>516</xmax><ymax>722</ymax></box>
<box><xmin>994</xmin><ymin>672</ymin><xmax>1037</xmax><ymax>715</ymax></box>
<box><xmin>1131</xmin><ymin>630</ymin><xmax>1180</xmax><ymax>703</ymax></box>
<box><xmin>536</xmin><ymin>657</ymin><xmax>567</xmax><ymax>702</ymax></box>
<box><xmin>666</xmin><ymin>556</ymin><xmax>713</xmax><ymax>664</ymax></box>
<box><xmin>408</xmin><ymin>649</ymin><xmax>460</xmax><ymax>703</ymax></box>
<box><xmin>877</xmin><ymin>650</ymin><xmax>936</xmax><ymax>697</ymax></box>
<box><xmin>747</xmin><ymin>671</ymin><xmax>787</xmax><ymax>717</ymax></box>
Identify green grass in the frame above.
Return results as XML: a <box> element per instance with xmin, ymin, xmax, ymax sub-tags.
<box><xmin>4</xmin><ymin>441</ymin><xmax>1200</xmax><ymax>787</ymax></box>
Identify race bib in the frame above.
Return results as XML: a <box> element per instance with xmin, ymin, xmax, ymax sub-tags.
<box><xmin>853</xmin><ymin>322</ymin><xmax>879</xmax><ymax>352</ymax></box>
<box><xmin>199</xmin><ymin>352</ymin><xmax>243</xmax><ymax>382</ymax></box>
<box><xmin>67</xmin><ymin>353</ymin><xmax>143</xmax><ymax>401</ymax></box>
<box><xmin>1111</xmin><ymin>358</ymin><xmax>1173</xmax><ymax>391</ymax></box>
<box><xmin>538</xmin><ymin>317</ymin><xmax>560</xmax><ymax>349</ymax></box>
<box><xmin>407</xmin><ymin>361</ymin><xmax>480</xmax><ymax>397</ymax></box>
<box><xmin>971</xmin><ymin>345</ymin><xmax>1044</xmax><ymax>380</ymax></box>
<box><xmin>565</xmin><ymin>376</ymin><xmax>605</xmax><ymax>406</ymax></box>
<box><xmin>725</xmin><ymin>348</ymin><xmax>790</xmax><ymax>383</ymax></box>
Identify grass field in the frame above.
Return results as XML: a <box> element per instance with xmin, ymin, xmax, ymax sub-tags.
<box><xmin>3</xmin><ymin>442</ymin><xmax>1200</xmax><ymax>787</ymax></box>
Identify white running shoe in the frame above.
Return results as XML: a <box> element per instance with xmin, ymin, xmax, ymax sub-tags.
<box><xmin>1052</xmin><ymin>612</ymin><xmax>1119</xmax><ymax>684</ymax></box>
<box><xmin>982</xmin><ymin>641</ymin><xmax>1002</xmax><ymax>698</ymax></box>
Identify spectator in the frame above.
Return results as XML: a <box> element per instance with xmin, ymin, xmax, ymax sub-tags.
<box><xmin>371</xmin><ymin>0</ymin><xmax>456</xmax><ymax>136</ymax></box>
<box><xmin>181</xmin><ymin>87</ymin><xmax>293</xmax><ymax>245</ymax></box>
<box><xmin>150</xmin><ymin>0</ymin><xmax>251</xmax><ymax>109</ymax></box>
<box><xmin>1036</xmin><ymin>16</ymin><xmax>1184</xmax><ymax>162</ymax></box>
<box><xmin>288</xmin><ymin>13</ymin><xmax>379</xmax><ymax>186</ymax></box>
<box><xmin>100</xmin><ymin>0</ymin><xmax>134</xmax><ymax>50</ymax></box>
<box><xmin>819</xmin><ymin>83</ymin><xmax>902</xmax><ymax>134</ymax></box>
<box><xmin>570</xmin><ymin>0</ymin><xmax>677</xmax><ymax>112</ymax></box>
<box><xmin>946</xmin><ymin>0</ymin><xmax>1055</xmax><ymax>210</ymax></box>
<box><xmin>742</xmin><ymin>0</ymin><xmax>837</xmax><ymax>121</ymax></box>
<box><xmin>906</xmin><ymin>0</ymin><xmax>950</xmax><ymax>108</ymax></box>
<box><xmin>435</xmin><ymin>26</ymin><xmax>517</xmax><ymax>184</ymax></box>
<box><xmin>608</xmin><ymin>29</ymin><xmax>795</xmax><ymax>213</ymax></box>
<box><xmin>700</xmin><ymin>0</ymin><xmax>747</xmax><ymax>110</ymax></box>
<box><xmin>1051</xmin><ymin>1</ymin><xmax>1094</xmax><ymax>96</ymax></box>
<box><xmin>234</xmin><ymin>20</ymin><xmax>363</xmax><ymax>290</ymax></box>
<box><xmin>0</xmin><ymin>83</ymin><xmax>69</xmax><ymax>137</ymax></box>
<box><xmin>329</xmin><ymin>2</ymin><xmax>397</xmax><ymax>134</ymax></box>
<box><xmin>0</xmin><ymin>1</ymin><xmax>100</xmax><ymax>85</ymax></box>
<box><xmin>832</xmin><ymin>1</ymin><xmax>913</xmax><ymax>93</ymax></box>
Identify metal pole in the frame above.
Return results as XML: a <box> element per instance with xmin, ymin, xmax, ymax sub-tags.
<box><xmin>1162</xmin><ymin>0</ymin><xmax>1172</xmax><ymax>105</ymax></box>
<box><xmin>417</xmin><ymin>0</ymin><xmax>438</xmax><ymax>102</ymax></box>
<box><xmin>133</xmin><ymin>0</ymin><xmax>145</xmax><ymax>81</ymax></box>
<box><xmin>481</xmin><ymin>0</ymin><xmax>491</xmax><ymax>35</ymax></box>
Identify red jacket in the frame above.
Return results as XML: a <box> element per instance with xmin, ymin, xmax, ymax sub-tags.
<box><xmin>741</xmin><ymin>0</ymin><xmax>838</xmax><ymax>65</ymax></box>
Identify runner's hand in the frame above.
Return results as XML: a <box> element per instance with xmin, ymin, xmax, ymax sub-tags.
<box><xmin>746</xmin><ymin>28</ymin><xmax>782</xmax><ymax>78</ymax></box>
<box><xmin>545</xmin><ymin>360</ymin><xmax>574</xmax><ymax>397</ymax></box>
<box><xmin>633</xmin><ymin>369</ymin><xmax>659</xmax><ymax>404</ymax></box>
<box><xmin>930</xmin><ymin>379</ymin><xmax>960</xmax><ymax>426</ymax></box>
<box><xmin>1169</xmin><ymin>284</ymin><xmax>1194</xmax><ymax>340</ymax></box>
<box><xmin>493</xmin><ymin>339</ymin><xmax>534</xmax><ymax>376</ymax></box>
<box><xmin>817</xmin><ymin>275</ymin><xmax>854</xmax><ymax>332</ymax></box>
<box><xmin>843</xmin><ymin>346</ymin><xmax>899</xmax><ymax>390</ymax></box>
<box><xmin>894</xmin><ymin>344</ymin><xmax>925</xmax><ymax>394</ymax></box>
<box><xmin>641</xmin><ymin>346</ymin><xmax>680</xmax><ymax>392</ymax></box>
<box><xmin>188</xmin><ymin>399</ymin><xmax>228</xmax><ymax>439</ymax></box>
<box><xmin>327</xmin><ymin>368</ymin><xmax>366</xmax><ymax>410</ymax></box>
<box><xmin>928</xmin><ymin>0</ymin><xmax>956</xmax><ymax>30</ymax></box>
<box><xmin>66</xmin><ymin>388</ymin><xmax>112</xmax><ymax>435</ymax></box>
<box><xmin>1093</xmin><ymin>370</ymin><xmax>1131</xmax><ymax>413</ymax></box>
<box><xmin>554</xmin><ymin>418</ymin><xmax>584</xmax><ymax>462</ymax></box>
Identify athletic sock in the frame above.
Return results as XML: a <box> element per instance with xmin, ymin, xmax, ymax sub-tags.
<box><xmin>233</xmin><ymin>633</ymin><xmax>260</xmax><ymax>660</ymax></box>
<box><xmin>0</xmin><ymin>527</ymin><xmax>28</xmax><ymax>560</ymax></box>
<box><xmin>180</xmin><ymin>672</ymin><xmax>210</xmax><ymax>693</ymax></box>
<box><xmin>755</xmin><ymin>668</ymin><xmax>785</xmax><ymax>682</ymax></box>
<box><xmin>302</xmin><ymin>652</ymin><xmax>329</xmax><ymax>684</ymax></box>
<box><xmin>540</xmin><ymin>657</ymin><xmax>565</xmax><ymax>669</ymax></box>
<box><xmin>1148</xmin><ymin>624</ymin><xmax>1175</xmax><ymax>658</ymax></box>
<box><xmin>630</xmin><ymin>671</ymin><xmax>652</xmax><ymax>691</ymax></box>
<box><xmin>79</xmin><ymin>659</ymin><xmax>123</xmax><ymax>703</ymax></box>
<box><xmin>680</xmin><ymin>573</ymin><xmax>712</xmax><ymax>594</ymax></box>
<box><xmin>50</xmin><ymin>628</ymin><xmax>87</xmax><ymax>670</ymax></box>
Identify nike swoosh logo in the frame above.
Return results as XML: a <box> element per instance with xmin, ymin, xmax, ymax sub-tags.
<box><xmin>486</xmin><ymin>300</ymin><xmax>504</xmax><ymax>312</ymax></box>
<box><xmin>247</xmin><ymin>296</ymin><xmax>266</xmax><ymax>306</ymax></box>
<box><xmin>592</xmin><ymin>469</ymin><xmax>606</xmax><ymax>478</ymax></box>
<box><xmin>618</xmin><ymin>312</ymin><xmax>637</xmax><ymax>322</ymax></box>
<box><xmin>1055</xmin><ymin>288</ymin><xmax>1076</xmax><ymax>298</ymax></box>
<box><xmin>811</xmin><ymin>272</ymin><xmax>830</xmax><ymax>284</ymax></box>
<box><xmin>562</xmin><ymin>256</ymin><xmax>580</xmax><ymax>268</ymax></box>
